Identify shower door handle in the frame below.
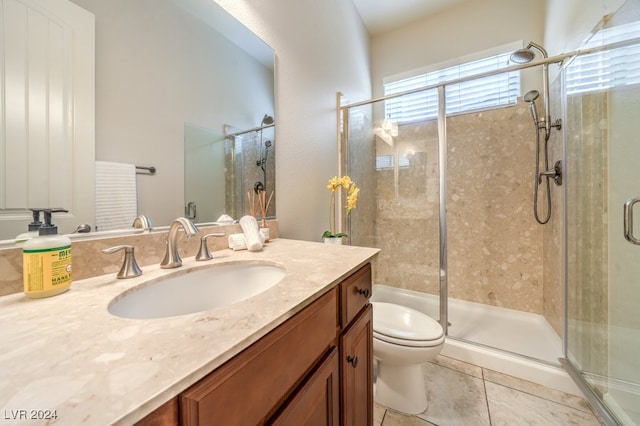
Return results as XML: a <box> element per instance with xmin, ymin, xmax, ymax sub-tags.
<box><xmin>185</xmin><ymin>201</ymin><xmax>197</xmax><ymax>220</ymax></box>
<box><xmin>623</xmin><ymin>196</ymin><xmax>640</xmax><ymax>245</ymax></box>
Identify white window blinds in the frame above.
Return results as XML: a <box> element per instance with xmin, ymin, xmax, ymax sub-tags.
<box><xmin>565</xmin><ymin>21</ymin><xmax>640</xmax><ymax>95</ymax></box>
<box><xmin>384</xmin><ymin>52</ymin><xmax>520</xmax><ymax>124</ymax></box>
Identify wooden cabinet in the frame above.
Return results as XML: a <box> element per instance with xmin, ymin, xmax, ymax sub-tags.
<box><xmin>137</xmin><ymin>263</ymin><xmax>373</xmax><ymax>426</ymax></box>
<box><xmin>339</xmin><ymin>263</ymin><xmax>372</xmax><ymax>328</ymax></box>
<box><xmin>180</xmin><ymin>288</ymin><xmax>339</xmax><ymax>425</ymax></box>
<box><xmin>340</xmin><ymin>304</ymin><xmax>373</xmax><ymax>426</ymax></box>
<box><xmin>270</xmin><ymin>348</ymin><xmax>340</xmax><ymax>425</ymax></box>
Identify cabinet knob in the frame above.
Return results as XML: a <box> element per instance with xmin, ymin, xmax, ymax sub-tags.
<box><xmin>346</xmin><ymin>355</ymin><xmax>359</xmax><ymax>368</ymax></box>
<box><xmin>357</xmin><ymin>288</ymin><xmax>370</xmax><ymax>298</ymax></box>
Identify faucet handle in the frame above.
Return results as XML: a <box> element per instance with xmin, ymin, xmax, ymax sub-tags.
<box><xmin>196</xmin><ymin>233</ymin><xmax>226</xmax><ymax>261</ymax></box>
<box><xmin>102</xmin><ymin>245</ymin><xmax>143</xmax><ymax>279</ymax></box>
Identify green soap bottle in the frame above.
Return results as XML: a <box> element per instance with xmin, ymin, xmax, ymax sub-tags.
<box><xmin>23</xmin><ymin>209</ymin><xmax>72</xmax><ymax>299</ymax></box>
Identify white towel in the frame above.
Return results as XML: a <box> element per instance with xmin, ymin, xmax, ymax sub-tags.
<box><xmin>228</xmin><ymin>233</ymin><xmax>248</xmax><ymax>251</ymax></box>
<box><xmin>95</xmin><ymin>161</ymin><xmax>138</xmax><ymax>232</ymax></box>
<box><xmin>239</xmin><ymin>215</ymin><xmax>264</xmax><ymax>251</ymax></box>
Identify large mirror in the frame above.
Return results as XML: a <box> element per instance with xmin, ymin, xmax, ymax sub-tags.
<box><xmin>0</xmin><ymin>0</ymin><xmax>275</xmax><ymax>241</ymax></box>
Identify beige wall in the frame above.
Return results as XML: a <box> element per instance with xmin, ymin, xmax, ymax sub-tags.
<box><xmin>215</xmin><ymin>0</ymin><xmax>372</xmax><ymax>242</ymax></box>
<box><xmin>544</xmin><ymin>0</ymin><xmax>627</xmax><ymax>57</ymax></box>
<box><xmin>370</xmin><ymin>0</ymin><xmax>546</xmax><ymax>99</ymax></box>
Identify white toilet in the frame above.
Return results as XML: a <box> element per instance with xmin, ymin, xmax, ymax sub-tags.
<box><xmin>372</xmin><ymin>301</ymin><xmax>445</xmax><ymax>415</ymax></box>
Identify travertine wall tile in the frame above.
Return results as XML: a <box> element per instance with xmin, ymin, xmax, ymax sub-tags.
<box><xmin>350</xmin><ymin>99</ymin><xmax>559</xmax><ymax>315</ymax></box>
<box><xmin>447</xmin><ymin>102</ymin><xmax>544</xmax><ymax>312</ymax></box>
<box><xmin>0</xmin><ymin>221</ymin><xmax>279</xmax><ymax>296</ymax></box>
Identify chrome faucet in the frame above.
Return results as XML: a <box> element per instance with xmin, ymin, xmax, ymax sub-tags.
<box><xmin>132</xmin><ymin>215</ymin><xmax>153</xmax><ymax>232</ymax></box>
<box><xmin>160</xmin><ymin>217</ymin><xmax>199</xmax><ymax>268</ymax></box>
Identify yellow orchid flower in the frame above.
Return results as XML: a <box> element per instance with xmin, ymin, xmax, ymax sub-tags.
<box><xmin>324</xmin><ymin>175</ymin><xmax>359</xmax><ymax>239</ymax></box>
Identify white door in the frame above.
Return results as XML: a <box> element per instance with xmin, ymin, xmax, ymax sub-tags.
<box><xmin>0</xmin><ymin>0</ymin><xmax>95</xmax><ymax>239</ymax></box>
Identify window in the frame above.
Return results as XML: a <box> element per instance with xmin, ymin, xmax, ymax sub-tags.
<box><xmin>375</xmin><ymin>154</ymin><xmax>410</xmax><ymax>170</ymax></box>
<box><xmin>384</xmin><ymin>52</ymin><xmax>520</xmax><ymax>124</ymax></box>
<box><xmin>565</xmin><ymin>21</ymin><xmax>640</xmax><ymax>95</ymax></box>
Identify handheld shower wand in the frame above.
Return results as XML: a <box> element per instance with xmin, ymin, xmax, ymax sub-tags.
<box><xmin>523</xmin><ymin>90</ymin><xmax>540</xmax><ymax>128</ymax></box>
<box><xmin>511</xmin><ymin>43</ymin><xmax>563</xmax><ymax>225</ymax></box>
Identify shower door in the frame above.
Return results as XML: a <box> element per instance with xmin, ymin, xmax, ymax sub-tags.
<box><xmin>565</xmin><ymin>1</ymin><xmax>640</xmax><ymax>423</ymax></box>
<box><xmin>344</xmin><ymin>90</ymin><xmax>443</xmax><ymax>322</ymax></box>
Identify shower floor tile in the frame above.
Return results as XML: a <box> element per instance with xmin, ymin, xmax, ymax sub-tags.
<box><xmin>376</xmin><ymin>355</ymin><xmax>602</xmax><ymax>426</ymax></box>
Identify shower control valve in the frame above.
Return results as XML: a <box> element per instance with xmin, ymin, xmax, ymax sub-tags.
<box><xmin>538</xmin><ymin>160</ymin><xmax>563</xmax><ymax>186</ymax></box>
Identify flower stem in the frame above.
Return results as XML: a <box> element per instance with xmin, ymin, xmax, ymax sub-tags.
<box><xmin>329</xmin><ymin>190</ymin><xmax>335</xmax><ymax>235</ymax></box>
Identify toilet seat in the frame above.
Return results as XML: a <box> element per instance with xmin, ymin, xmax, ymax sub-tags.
<box><xmin>372</xmin><ymin>302</ymin><xmax>444</xmax><ymax>348</ymax></box>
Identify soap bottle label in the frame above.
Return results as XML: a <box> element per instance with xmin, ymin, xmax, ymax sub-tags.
<box><xmin>23</xmin><ymin>245</ymin><xmax>72</xmax><ymax>295</ymax></box>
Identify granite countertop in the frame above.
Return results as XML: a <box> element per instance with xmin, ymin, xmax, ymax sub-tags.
<box><xmin>0</xmin><ymin>239</ymin><xmax>378</xmax><ymax>425</ymax></box>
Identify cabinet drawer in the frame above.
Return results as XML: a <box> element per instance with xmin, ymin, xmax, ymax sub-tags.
<box><xmin>180</xmin><ymin>287</ymin><xmax>339</xmax><ymax>425</ymax></box>
<box><xmin>339</xmin><ymin>263</ymin><xmax>372</xmax><ymax>328</ymax></box>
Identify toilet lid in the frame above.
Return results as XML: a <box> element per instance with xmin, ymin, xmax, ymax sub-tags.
<box><xmin>372</xmin><ymin>302</ymin><xmax>444</xmax><ymax>343</ymax></box>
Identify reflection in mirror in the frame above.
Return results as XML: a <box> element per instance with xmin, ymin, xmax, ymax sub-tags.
<box><xmin>223</xmin><ymin>120</ymin><xmax>276</xmax><ymax>221</ymax></box>
<box><xmin>0</xmin><ymin>0</ymin><xmax>275</xmax><ymax>242</ymax></box>
<box><xmin>184</xmin><ymin>124</ymin><xmax>226</xmax><ymax>223</ymax></box>
<box><xmin>184</xmin><ymin>119</ymin><xmax>276</xmax><ymax>223</ymax></box>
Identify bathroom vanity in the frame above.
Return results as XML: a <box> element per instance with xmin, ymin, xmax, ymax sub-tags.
<box><xmin>141</xmin><ymin>263</ymin><xmax>373</xmax><ymax>425</ymax></box>
<box><xmin>0</xmin><ymin>239</ymin><xmax>378</xmax><ymax>425</ymax></box>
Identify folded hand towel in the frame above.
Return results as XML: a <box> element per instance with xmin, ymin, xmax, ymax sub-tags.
<box><xmin>228</xmin><ymin>233</ymin><xmax>248</xmax><ymax>251</ymax></box>
<box><xmin>239</xmin><ymin>215</ymin><xmax>263</xmax><ymax>251</ymax></box>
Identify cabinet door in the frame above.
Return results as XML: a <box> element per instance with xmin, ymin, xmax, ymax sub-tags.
<box><xmin>269</xmin><ymin>347</ymin><xmax>339</xmax><ymax>426</ymax></box>
<box><xmin>180</xmin><ymin>288</ymin><xmax>338</xmax><ymax>425</ymax></box>
<box><xmin>340</xmin><ymin>304</ymin><xmax>373</xmax><ymax>426</ymax></box>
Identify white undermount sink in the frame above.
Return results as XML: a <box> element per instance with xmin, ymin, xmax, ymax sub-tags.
<box><xmin>108</xmin><ymin>262</ymin><xmax>286</xmax><ymax>319</ymax></box>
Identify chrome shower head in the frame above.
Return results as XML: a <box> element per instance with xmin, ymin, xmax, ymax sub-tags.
<box><xmin>261</xmin><ymin>114</ymin><xmax>274</xmax><ymax>126</ymax></box>
<box><xmin>510</xmin><ymin>48</ymin><xmax>536</xmax><ymax>64</ymax></box>
<box><xmin>264</xmin><ymin>140</ymin><xmax>272</xmax><ymax>148</ymax></box>
<box><xmin>510</xmin><ymin>41</ymin><xmax>549</xmax><ymax>64</ymax></box>
<box><xmin>513</xmin><ymin>42</ymin><xmax>552</xmax><ymax>135</ymax></box>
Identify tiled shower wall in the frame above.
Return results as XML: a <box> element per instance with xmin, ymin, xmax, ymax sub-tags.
<box><xmin>225</xmin><ymin>128</ymin><xmax>276</xmax><ymax>220</ymax></box>
<box><xmin>446</xmin><ymin>102</ymin><xmax>545</xmax><ymax>314</ymax></box>
<box><xmin>349</xmin><ymin>96</ymin><xmax>564</xmax><ymax>335</ymax></box>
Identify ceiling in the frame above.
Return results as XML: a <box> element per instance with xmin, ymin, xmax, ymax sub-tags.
<box><xmin>351</xmin><ymin>0</ymin><xmax>474</xmax><ymax>35</ymax></box>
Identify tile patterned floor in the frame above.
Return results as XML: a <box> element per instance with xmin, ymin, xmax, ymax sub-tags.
<box><xmin>373</xmin><ymin>355</ymin><xmax>603</xmax><ymax>426</ymax></box>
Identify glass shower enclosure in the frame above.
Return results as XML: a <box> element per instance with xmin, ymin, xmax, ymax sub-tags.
<box><xmin>562</xmin><ymin>0</ymin><xmax>640</xmax><ymax>423</ymax></box>
<box><xmin>342</xmin><ymin>64</ymin><xmax>565</xmax><ymax>366</ymax></box>
<box><xmin>342</xmin><ymin>1</ymin><xmax>640</xmax><ymax>420</ymax></box>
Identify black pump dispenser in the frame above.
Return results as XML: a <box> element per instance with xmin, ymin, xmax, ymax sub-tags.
<box><xmin>27</xmin><ymin>208</ymin><xmax>44</xmax><ymax>231</ymax></box>
<box><xmin>39</xmin><ymin>209</ymin><xmax>68</xmax><ymax>236</ymax></box>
